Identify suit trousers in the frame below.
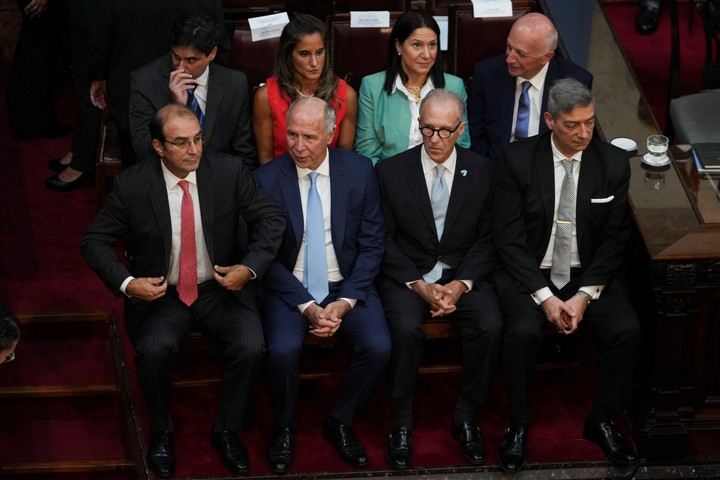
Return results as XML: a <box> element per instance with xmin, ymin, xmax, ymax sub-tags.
<box><xmin>497</xmin><ymin>273</ymin><xmax>641</xmax><ymax>425</ymax></box>
<box><xmin>261</xmin><ymin>283</ymin><xmax>391</xmax><ymax>428</ymax></box>
<box><xmin>125</xmin><ymin>281</ymin><xmax>265</xmax><ymax>434</ymax></box>
<box><xmin>68</xmin><ymin>24</ymin><xmax>100</xmax><ymax>172</ymax></box>
<box><xmin>380</xmin><ymin>278</ymin><xmax>504</xmax><ymax>412</ymax></box>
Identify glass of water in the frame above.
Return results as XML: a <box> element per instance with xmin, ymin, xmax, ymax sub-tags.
<box><xmin>647</xmin><ymin>135</ymin><xmax>669</xmax><ymax>160</ymax></box>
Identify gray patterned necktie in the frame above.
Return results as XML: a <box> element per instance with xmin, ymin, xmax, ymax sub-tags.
<box><xmin>551</xmin><ymin>159</ymin><xmax>576</xmax><ymax>289</ymax></box>
<box><xmin>430</xmin><ymin>164</ymin><xmax>449</xmax><ymax>239</ymax></box>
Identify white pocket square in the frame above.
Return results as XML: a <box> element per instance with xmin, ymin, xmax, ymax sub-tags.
<box><xmin>591</xmin><ymin>195</ymin><xmax>614</xmax><ymax>204</ymax></box>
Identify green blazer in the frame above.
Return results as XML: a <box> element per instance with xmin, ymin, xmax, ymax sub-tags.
<box><xmin>356</xmin><ymin>71</ymin><xmax>471</xmax><ymax>165</ymax></box>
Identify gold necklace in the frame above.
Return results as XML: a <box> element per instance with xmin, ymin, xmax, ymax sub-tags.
<box><xmin>294</xmin><ymin>86</ymin><xmax>315</xmax><ymax>98</ymax></box>
<box><xmin>405</xmin><ymin>81</ymin><xmax>425</xmax><ymax>100</ymax></box>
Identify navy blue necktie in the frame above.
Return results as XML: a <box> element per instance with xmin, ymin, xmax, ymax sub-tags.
<box><xmin>187</xmin><ymin>88</ymin><xmax>205</xmax><ymax>132</ymax></box>
<box><xmin>515</xmin><ymin>81</ymin><xmax>531</xmax><ymax>140</ymax></box>
<box><xmin>303</xmin><ymin>172</ymin><xmax>328</xmax><ymax>303</ymax></box>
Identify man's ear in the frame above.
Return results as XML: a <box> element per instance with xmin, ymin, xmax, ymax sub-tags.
<box><xmin>152</xmin><ymin>138</ymin><xmax>164</xmax><ymax>157</ymax></box>
<box><xmin>543</xmin><ymin>111</ymin><xmax>554</xmax><ymax>131</ymax></box>
<box><xmin>207</xmin><ymin>46</ymin><xmax>218</xmax><ymax>62</ymax></box>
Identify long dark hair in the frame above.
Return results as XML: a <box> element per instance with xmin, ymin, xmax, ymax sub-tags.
<box><xmin>273</xmin><ymin>14</ymin><xmax>339</xmax><ymax>104</ymax></box>
<box><xmin>0</xmin><ymin>304</ymin><xmax>20</xmax><ymax>351</ymax></box>
<box><xmin>383</xmin><ymin>10</ymin><xmax>445</xmax><ymax>95</ymax></box>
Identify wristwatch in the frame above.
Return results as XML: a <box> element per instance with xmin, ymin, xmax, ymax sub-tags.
<box><xmin>577</xmin><ymin>290</ymin><xmax>593</xmax><ymax>305</ymax></box>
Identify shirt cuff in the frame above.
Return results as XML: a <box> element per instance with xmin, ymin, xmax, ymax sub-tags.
<box><xmin>339</xmin><ymin>298</ymin><xmax>356</xmax><ymax>309</ymax></box>
<box><xmin>531</xmin><ymin>286</ymin><xmax>553</xmax><ymax>305</ymax></box>
<box><xmin>244</xmin><ymin>265</ymin><xmax>257</xmax><ymax>280</ymax></box>
<box><xmin>459</xmin><ymin>279</ymin><xmax>473</xmax><ymax>292</ymax></box>
<box><xmin>297</xmin><ymin>300</ymin><xmax>315</xmax><ymax>314</ymax></box>
<box><xmin>579</xmin><ymin>285</ymin><xmax>604</xmax><ymax>300</ymax></box>
<box><xmin>120</xmin><ymin>276</ymin><xmax>135</xmax><ymax>297</ymax></box>
<box><xmin>406</xmin><ymin>279</ymin><xmax>423</xmax><ymax>290</ymax></box>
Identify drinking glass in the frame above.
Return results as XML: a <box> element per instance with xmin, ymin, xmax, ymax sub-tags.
<box><xmin>647</xmin><ymin>135</ymin><xmax>669</xmax><ymax>160</ymax></box>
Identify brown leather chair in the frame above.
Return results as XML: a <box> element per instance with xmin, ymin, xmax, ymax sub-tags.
<box><xmin>326</xmin><ymin>12</ymin><xmax>404</xmax><ymax>92</ymax></box>
<box><xmin>229</xmin><ymin>19</ymin><xmax>281</xmax><ymax>93</ymax></box>
<box><xmin>222</xmin><ymin>0</ymin><xmax>292</xmax><ymax>21</ymax></box>
<box><xmin>447</xmin><ymin>1</ymin><xmax>537</xmax><ymax>84</ymax></box>
<box><xmin>332</xmin><ymin>0</ymin><xmax>411</xmax><ymax>11</ymax></box>
<box><xmin>94</xmin><ymin>111</ymin><xmax>123</xmax><ymax>209</ymax></box>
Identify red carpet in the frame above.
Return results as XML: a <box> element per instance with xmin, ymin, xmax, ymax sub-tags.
<box><xmin>0</xmin><ymin>2</ymin><xmax>707</xmax><ymax>477</ymax></box>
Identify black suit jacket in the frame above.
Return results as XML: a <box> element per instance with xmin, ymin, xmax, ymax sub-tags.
<box><xmin>80</xmin><ymin>150</ymin><xmax>286</xmax><ymax>314</ymax></box>
<box><xmin>129</xmin><ymin>54</ymin><xmax>256</xmax><ymax>168</ymax></box>
<box><xmin>491</xmin><ymin>132</ymin><xmax>631</xmax><ymax>294</ymax></box>
<box><xmin>468</xmin><ymin>55</ymin><xmax>593</xmax><ymax>162</ymax></box>
<box><xmin>88</xmin><ymin>0</ymin><xmax>229</xmax><ymax>130</ymax></box>
<box><xmin>376</xmin><ymin>145</ymin><xmax>496</xmax><ymax>286</ymax></box>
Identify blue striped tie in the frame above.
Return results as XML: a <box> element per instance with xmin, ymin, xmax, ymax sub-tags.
<box><xmin>187</xmin><ymin>88</ymin><xmax>205</xmax><ymax>132</ymax></box>
<box><xmin>515</xmin><ymin>81</ymin><xmax>531</xmax><ymax>140</ymax></box>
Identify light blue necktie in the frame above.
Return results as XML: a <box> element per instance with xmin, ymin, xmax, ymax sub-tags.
<box><xmin>187</xmin><ymin>88</ymin><xmax>205</xmax><ymax>132</ymax></box>
<box><xmin>515</xmin><ymin>81</ymin><xmax>531</xmax><ymax>140</ymax></box>
<box><xmin>424</xmin><ymin>164</ymin><xmax>449</xmax><ymax>283</ymax></box>
<box><xmin>303</xmin><ymin>172</ymin><xmax>329</xmax><ymax>303</ymax></box>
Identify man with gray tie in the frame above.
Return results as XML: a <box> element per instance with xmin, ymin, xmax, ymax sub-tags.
<box><xmin>491</xmin><ymin>79</ymin><xmax>640</xmax><ymax>472</ymax></box>
<box><xmin>468</xmin><ymin>13</ymin><xmax>592</xmax><ymax>162</ymax></box>
<box><xmin>252</xmin><ymin>96</ymin><xmax>391</xmax><ymax>474</ymax></box>
<box><xmin>375</xmin><ymin>89</ymin><xmax>503</xmax><ymax>469</ymax></box>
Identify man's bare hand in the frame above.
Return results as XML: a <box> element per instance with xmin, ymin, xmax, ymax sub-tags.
<box><xmin>90</xmin><ymin>81</ymin><xmax>108</xmax><ymax>110</ymax></box>
<box><xmin>411</xmin><ymin>280</ymin><xmax>457</xmax><ymax>317</ymax></box>
<box><xmin>213</xmin><ymin>264</ymin><xmax>252</xmax><ymax>291</ymax></box>
<box><xmin>563</xmin><ymin>294</ymin><xmax>589</xmax><ymax>333</ymax></box>
<box><xmin>303</xmin><ymin>303</ymin><xmax>341</xmax><ymax>337</ymax></box>
<box><xmin>168</xmin><ymin>68</ymin><xmax>196</xmax><ymax>104</ymax></box>
<box><xmin>126</xmin><ymin>276</ymin><xmax>167</xmax><ymax>301</ymax></box>
<box><xmin>540</xmin><ymin>295</ymin><xmax>575</xmax><ymax>333</ymax></box>
<box><xmin>24</xmin><ymin>0</ymin><xmax>48</xmax><ymax>17</ymax></box>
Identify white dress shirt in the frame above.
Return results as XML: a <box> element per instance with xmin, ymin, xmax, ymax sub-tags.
<box><xmin>393</xmin><ymin>75</ymin><xmax>435</xmax><ymax>152</ymax></box>
<box><xmin>192</xmin><ymin>66</ymin><xmax>210</xmax><ymax>113</ymax></box>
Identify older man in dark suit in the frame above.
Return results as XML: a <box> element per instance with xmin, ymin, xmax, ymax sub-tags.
<box><xmin>491</xmin><ymin>78</ymin><xmax>641</xmax><ymax>472</ymax></box>
<box><xmin>252</xmin><ymin>97</ymin><xmax>391</xmax><ymax>474</ymax></box>
<box><xmin>468</xmin><ymin>13</ymin><xmax>593</xmax><ymax>163</ymax></box>
<box><xmin>375</xmin><ymin>89</ymin><xmax>503</xmax><ymax>469</ymax></box>
<box><xmin>80</xmin><ymin>104</ymin><xmax>285</xmax><ymax>478</ymax></box>
<box><xmin>129</xmin><ymin>11</ymin><xmax>256</xmax><ymax>169</ymax></box>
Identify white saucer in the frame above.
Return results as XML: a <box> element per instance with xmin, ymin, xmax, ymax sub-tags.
<box><xmin>642</xmin><ymin>153</ymin><xmax>670</xmax><ymax>167</ymax></box>
<box><xmin>611</xmin><ymin>137</ymin><xmax>638</xmax><ymax>152</ymax></box>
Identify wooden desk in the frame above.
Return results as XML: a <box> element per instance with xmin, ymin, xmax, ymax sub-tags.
<box><xmin>541</xmin><ymin>0</ymin><xmax>720</xmax><ymax>461</ymax></box>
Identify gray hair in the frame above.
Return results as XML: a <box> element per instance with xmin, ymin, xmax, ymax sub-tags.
<box><xmin>547</xmin><ymin>78</ymin><xmax>594</xmax><ymax>118</ymax></box>
<box><xmin>287</xmin><ymin>96</ymin><xmax>336</xmax><ymax>136</ymax></box>
<box><xmin>419</xmin><ymin>88</ymin><xmax>466</xmax><ymax>121</ymax></box>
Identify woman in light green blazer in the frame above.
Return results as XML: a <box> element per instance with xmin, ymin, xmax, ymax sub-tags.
<box><xmin>356</xmin><ymin>10</ymin><xmax>470</xmax><ymax>165</ymax></box>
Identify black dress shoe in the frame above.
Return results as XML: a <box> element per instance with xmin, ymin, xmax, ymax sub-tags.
<box><xmin>636</xmin><ymin>0</ymin><xmax>661</xmax><ymax>35</ymax></box>
<box><xmin>498</xmin><ymin>424</ymin><xmax>528</xmax><ymax>473</ymax></box>
<box><xmin>147</xmin><ymin>431</ymin><xmax>175</xmax><ymax>479</ymax></box>
<box><xmin>266</xmin><ymin>427</ymin><xmax>294</xmax><ymax>474</ymax></box>
<box><xmin>386</xmin><ymin>426</ymin><xmax>412</xmax><ymax>469</ymax></box>
<box><xmin>48</xmin><ymin>158</ymin><xmax>71</xmax><ymax>173</ymax></box>
<box><xmin>322</xmin><ymin>417</ymin><xmax>369</xmax><ymax>467</ymax></box>
<box><xmin>211</xmin><ymin>429</ymin><xmax>249</xmax><ymax>474</ymax></box>
<box><xmin>583</xmin><ymin>419</ymin><xmax>638</xmax><ymax>467</ymax></box>
<box><xmin>451</xmin><ymin>421</ymin><xmax>486</xmax><ymax>465</ymax></box>
<box><xmin>45</xmin><ymin>171</ymin><xmax>88</xmax><ymax>192</ymax></box>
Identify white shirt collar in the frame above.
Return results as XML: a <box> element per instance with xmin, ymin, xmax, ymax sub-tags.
<box><xmin>392</xmin><ymin>74</ymin><xmax>435</xmax><ymax>97</ymax></box>
<box><xmin>194</xmin><ymin>64</ymin><xmax>210</xmax><ymax>88</ymax></box>
<box><xmin>295</xmin><ymin>149</ymin><xmax>330</xmax><ymax>179</ymax></box>
<box><xmin>421</xmin><ymin>145</ymin><xmax>457</xmax><ymax>176</ymax></box>
<box><xmin>517</xmin><ymin>61</ymin><xmax>550</xmax><ymax>91</ymax></box>
<box><xmin>550</xmin><ymin>135</ymin><xmax>583</xmax><ymax>163</ymax></box>
<box><xmin>161</xmin><ymin>161</ymin><xmax>198</xmax><ymax>190</ymax></box>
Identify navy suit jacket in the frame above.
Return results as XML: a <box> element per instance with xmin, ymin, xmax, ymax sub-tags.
<box><xmin>491</xmin><ymin>132</ymin><xmax>631</xmax><ymax>295</ymax></box>
<box><xmin>252</xmin><ymin>148</ymin><xmax>385</xmax><ymax>309</ymax></box>
<box><xmin>80</xmin><ymin>150</ymin><xmax>286</xmax><ymax>321</ymax></box>
<box><xmin>376</xmin><ymin>145</ymin><xmax>496</xmax><ymax>286</ymax></box>
<box><xmin>129</xmin><ymin>54</ymin><xmax>256</xmax><ymax>168</ymax></box>
<box><xmin>468</xmin><ymin>55</ymin><xmax>593</xmax><ymax>163</ymax></box>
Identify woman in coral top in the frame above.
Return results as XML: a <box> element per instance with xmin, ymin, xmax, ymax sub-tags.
<box><xmin>253</xmin><ymin>14</ymin><xmax>357</xmax><ymax>165</ymax></box>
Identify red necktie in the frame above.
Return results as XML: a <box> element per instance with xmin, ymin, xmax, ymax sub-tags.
<box><xmin>177</xmin><ymin>180</ymin><xmax>198</xmax><ymax>306</ymax></box>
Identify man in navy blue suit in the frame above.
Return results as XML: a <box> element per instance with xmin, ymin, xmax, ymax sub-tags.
<box><xmin>468</xmin><ymin>13</ymin><xmax>593</xmax><ymax>163</ymax></box>
<box><xmin>252</xmin><ymin>97</ymin><xmax>391</xmax><ymax>474</ymax></box>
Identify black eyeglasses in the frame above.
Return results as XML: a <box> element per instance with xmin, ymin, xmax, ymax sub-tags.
<box><xmin>419</xmin><ymin>121</ymin><xmax>462</xmax><ymax>139</ymax></box>
<box><xmin>162</xmin><ymin>134</ymin><xmax>205</xmax><ymax>150</ymax></box>
<box><xmin>4</xmin><ymin>351</ymin><xmax>15</xmax><ymax>364</ymax></box>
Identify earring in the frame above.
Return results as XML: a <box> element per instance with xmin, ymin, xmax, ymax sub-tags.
<box><xmin>397</xmin><ymin>51</ymin><xmax>401</xmax><ymax>56</ymax></box>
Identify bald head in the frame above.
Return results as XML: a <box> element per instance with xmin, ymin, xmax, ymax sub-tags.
<box><xmin>506</xmin><ymin>13</ymin><xmax>557</xmax><ymax>79</ymax></box>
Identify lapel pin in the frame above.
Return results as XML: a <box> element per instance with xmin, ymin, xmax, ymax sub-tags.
<box><xmin>460</xmin><ymin>169</ymin><xmax>468</xmax><ymax>177</ymax></box>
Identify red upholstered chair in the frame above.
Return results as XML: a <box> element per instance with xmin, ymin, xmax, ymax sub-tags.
<box><xmin>229</xmin><ymin>19</ymin><xmax>281</xmax><ymax>93</ymax></box>
<box><xmin>447</xmin><ymin>1</ymin><xmax>537</xmax><ymax>84</ymax></box>
<box><xmin>326</xmin><ymin>12</ymin><xmax>404</xmax><ymax>92</ymax></box>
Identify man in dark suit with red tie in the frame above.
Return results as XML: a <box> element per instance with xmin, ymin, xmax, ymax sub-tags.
<box><xmin>491</xmin><ymin>78</ymin><xmax>640</xmax><ymax>472</ymax></box>
<box><xmin>252</xmin><ymin>97</ymin><xmax>391</xmax><ymax>474</ymax></box>
<box><xmin>80</xmin><ymin>104</ymin><xmax>285</xmax><ymax>478</ymax></box>
<box><xmin>468</xmin><ymin>13</ymin><xmax>592</xmax><ymax>163</ymax></box>
<box><xmin>375</xmin><ymin>89</ymin><xmax>503</xmax><ymax>469</ymax></box>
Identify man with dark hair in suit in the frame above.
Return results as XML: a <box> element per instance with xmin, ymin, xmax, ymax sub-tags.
<box><xmin>468</xmin><ymin>13</ymin><xmax>593</xmax><ymax>163</ymax></box>
<box><xmin>252</xmin><ymin>96</ymin><xmax>391</xmax><ymax>474</ymax></box>
<box><xmin>129</xmin><ymin>11</ymin><xmax>256</xmax><ymax>169</ymax></box>
<box><xmin>491</xmin><ymin>78</ymin><xmax>640</xmax><ymax>472</ymax></box>
<box><xmin>80</xmin><ymin>103</ymin><xmax>285</xmax><ymax>478</ymax></box>
<box><xmin>375</xmin><ymin>89</ymin><xmax>503</xmax><ymax>469</ymax></box>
